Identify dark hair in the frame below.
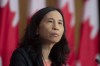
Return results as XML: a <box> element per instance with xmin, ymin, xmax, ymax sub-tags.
<box><xmin>19</xmin><ymin>7</ymin><xmax>70</xmax><ymax>66</ymax></box>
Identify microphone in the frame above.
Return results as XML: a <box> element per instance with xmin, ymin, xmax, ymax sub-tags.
<box><xmin>95</xmin><ymin>54</ymin><xmax>100</xmax><ymax>64</ymax></box>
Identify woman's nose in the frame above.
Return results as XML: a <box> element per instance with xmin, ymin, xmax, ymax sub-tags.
<box><xmin>52</xmin><ymin>24</ymin><xmax>59</xmax><ymax>30</ymax></box>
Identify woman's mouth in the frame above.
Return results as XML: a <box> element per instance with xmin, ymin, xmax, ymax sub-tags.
<box><xmin>51</xmin><ymin>33</ymin><xmax>59</xmax><ymax>37</ymax></box>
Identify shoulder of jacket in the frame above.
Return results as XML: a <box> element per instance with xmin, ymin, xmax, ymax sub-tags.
<box><xmin>12</xmin><ymin>47</ymin><xmax>33</xmax><ymax>66</ymax></box>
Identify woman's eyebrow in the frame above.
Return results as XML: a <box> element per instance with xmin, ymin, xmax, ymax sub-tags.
<box><xmin>48</xmin><ymin>18</ymin><xmax>62</xmax><ymax>20</ymax></box>
<box><xmin>58</xmin><ymin>20</ymin><xmax>63</xmax><ymax>22</ymax></box>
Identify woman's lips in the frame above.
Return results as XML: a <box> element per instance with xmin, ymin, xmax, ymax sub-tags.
<box><xmin>51</xmin><ymin>33</ymin><xmax>59</xmax><ymax>37</ymax></box>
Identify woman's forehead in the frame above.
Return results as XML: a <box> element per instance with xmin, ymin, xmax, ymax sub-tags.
<box><xmin>44</xmin><ymin>11</ymin><xmax>63</xmax><ymax>19</ymax></box>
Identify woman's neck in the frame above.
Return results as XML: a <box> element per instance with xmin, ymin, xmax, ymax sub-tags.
<box><xmin>42</xmin><ymin>42</ymin><xmax>55</xmax><ymax>61</ymax></box>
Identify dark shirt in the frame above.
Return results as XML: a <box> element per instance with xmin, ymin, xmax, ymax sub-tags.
<box><xmin>9</xmin><ymin>47</ymin><xmax>33</xmax><ymax>66</ymax></box>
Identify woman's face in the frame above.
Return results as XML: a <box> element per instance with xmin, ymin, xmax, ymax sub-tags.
<box><xmin>38</xmin><ymin>10</ymin><xmax>64</xmax><ymax>44</ymax></box>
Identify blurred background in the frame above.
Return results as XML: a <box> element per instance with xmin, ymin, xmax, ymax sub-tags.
<box><xmin>0</xmin><ymin>0</ymin><xmax>99</xmax><ymax>66</ymax></box>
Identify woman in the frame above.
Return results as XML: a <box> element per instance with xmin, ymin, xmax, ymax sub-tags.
<box><xmin>9</xmin><ymin>7</ymin><xmax>70</xmax><ymax>66</ymax></box>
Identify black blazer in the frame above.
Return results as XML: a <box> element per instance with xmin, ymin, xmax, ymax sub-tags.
<box><xmin>9</xmin><ymin>47</ymin><xmax>33</xmax><ymax>66</ymax></box>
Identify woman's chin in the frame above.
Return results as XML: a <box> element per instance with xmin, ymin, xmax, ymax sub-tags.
<box><xmin>49</xmin><ymin>39</ymin><xmax>60</xmax><ymax>44</ymax></box>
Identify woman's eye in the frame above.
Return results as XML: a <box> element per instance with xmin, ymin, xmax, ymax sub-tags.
<box><xmin>48</xmin><ymin>21</ymin><xmax>53</xmax><ymax>22</ymax></box>
<box><xmin>58</xmin><ymin>22</ymin><xmax>62</xmax><ymax>25</ymax></box>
